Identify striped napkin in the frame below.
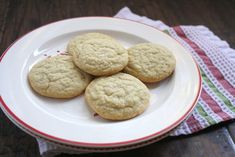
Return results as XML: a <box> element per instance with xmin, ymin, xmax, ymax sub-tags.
<box><xmin>38</xmin><ymin>7</ymin><xmax>235</xmax><ymax>156</ymax></box>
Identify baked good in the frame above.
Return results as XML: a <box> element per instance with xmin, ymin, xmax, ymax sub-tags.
<box><xmin>85</xmin><ymin>73</ymin><xmax>150</xmax><ymax>120</ymax></box>
<box><xmin>124</xmin><ymin>43</ymin><xmax>176</xmax><ymax>83</ymax></box>
<box><xmin>28</xmin><ymin>55</ymin><xmax>92</xmax><ymax>98</ymax></box>
<box><xmin>67</xmin><ymin>32</ymin><xmax>114</xmax><ymax>56</ymax></box>
<box><xmin>73</xmin><ymin>38</ymin><xmax>128</xmax><ymax>76</ymax></box>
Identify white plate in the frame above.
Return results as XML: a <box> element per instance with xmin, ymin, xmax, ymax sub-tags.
<box><xmin>0</xmin><ymin>17</ymin><xmax>201</xmax><ymax>148</ymax></box>
<box><xmin>1</xmin><ymin>105</ymin><xmax>169</xmax><ymax>152</ymax></box>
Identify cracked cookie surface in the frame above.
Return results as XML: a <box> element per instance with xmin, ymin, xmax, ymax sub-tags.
<box><xmin>28</xmin><ymin>55</ymin><xmax>92</xmax><ymax>98</ymax></box>
<box><xmin>73</xmin><ymin>38</ymin><xmax>128</xmax><ymax>76</ymax></box>
<box><xmin>124</xmin><ymin>43</ymin><xmax>176</xmax><ymax>83</ymax></box>
<box><xmin>85</xmin><ymin>73</ymin><xmax>150</xmax><ymax>120</ymax></box>
<box><xmin>67</xmin><ymin>32</ymin><xmax>114</xmax><ymax>56</ymax></box>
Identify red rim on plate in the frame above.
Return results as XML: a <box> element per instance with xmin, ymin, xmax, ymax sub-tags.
<box><xmin>0</xmin><ymin>17</ymin><xmax>202</xmax><ymax>148</ymax></box>
<box><xmin>1</xmin><ymin>105</ymin><xmax>170</xmax><ymax>152</ymax></box>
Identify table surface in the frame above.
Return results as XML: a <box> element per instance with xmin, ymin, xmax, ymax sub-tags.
<box><xmin>0</xmin><ymin>0</ymin><xmax>235</xmax><ymax>156</ymax></box>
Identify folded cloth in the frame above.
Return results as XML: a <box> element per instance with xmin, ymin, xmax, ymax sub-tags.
<box><xmin>37</xmin><ymin>7</ymin><xmax>235</xmax><ymax>156</ymax></box>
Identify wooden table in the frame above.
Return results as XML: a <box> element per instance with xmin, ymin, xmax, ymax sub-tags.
<box><xmin>0</xmin><ymin>0</ymin><xmax>234</xmax><ymax>156</ymax></box>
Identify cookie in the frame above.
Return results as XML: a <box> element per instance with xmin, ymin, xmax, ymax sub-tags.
<box><xmin>85</xmin><ymin>73</ymin><xmax>150</xmax><ymax>120</ymax></box>
<box><xmin>124</xmin><ymin>43</ymin><xmax>176</xmax><ymax>83</ymax></box>
<box><xmin>28</xmin><ymin>55</ymin><xmax>92</xmax><ymax>98</ymax></box>
<box><xmin>67</xmin><ymin>32</ymin><xmax>114</xmax><ymax>56</ymax></box>
<box><xmin>73</xmin><ymin>38</ymin><xmax>128</xmax><ymax>76</ymax></box>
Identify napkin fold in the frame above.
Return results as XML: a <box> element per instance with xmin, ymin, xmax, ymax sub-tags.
<box><xmin>38</xmin><ymin>7</ymin><xmax>235</xmax><ymax>156</ymax></box>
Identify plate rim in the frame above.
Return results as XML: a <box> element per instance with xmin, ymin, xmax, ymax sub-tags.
<box><xmin>0</xmin><ymin>104</ymin><xmax>170</xmax><ymax>152</ymax></box>
<box><xmin>0</xmin><ymin>16</ymin><xmax>202</xmax><ymax>147</ymax></box>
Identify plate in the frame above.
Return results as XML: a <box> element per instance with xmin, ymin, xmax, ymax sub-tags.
<box><xmin>0</xmin><ymin>17</ymin><xmax>201</xmax><ymax>148</ymax></box>
<box><xmin>1</xmin><ymin>105</ymin><xmax>169</xmax><ymax>152</ymax></box>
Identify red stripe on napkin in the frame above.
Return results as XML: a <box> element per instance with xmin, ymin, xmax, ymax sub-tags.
<box><xmin>201</xmin><ymin>88</ymin><xmax>231</xmax><ymax>120</ymax></box>
<box><xmin>186</xmin><ymin>114</ymin><xmax>203</xmax><ymax>132</ymax></box>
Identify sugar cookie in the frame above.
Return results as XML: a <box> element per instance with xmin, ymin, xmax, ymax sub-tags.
<box><xmin>124</xmin><ymin>43</ymin><xmax>176</xmax><ymax>82</ymax></box>
<box><xmin>28</xmin><ymin>55</ymin><xmax>92</xmax><ymax>98</ymax></box>
<box><xmin>73</xmin><ymin>38</ymin><xmax>128</xmax><ymax>76</ymax></box>
<box><xmin>67</xmin><ymin>32</ymin><xmax>113</xmax><ymax>56</ymax></box>
<box><xmin>85</xmin><ymin>73</ymin><xmax>150</xmax><ymax>120</ymax></box>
